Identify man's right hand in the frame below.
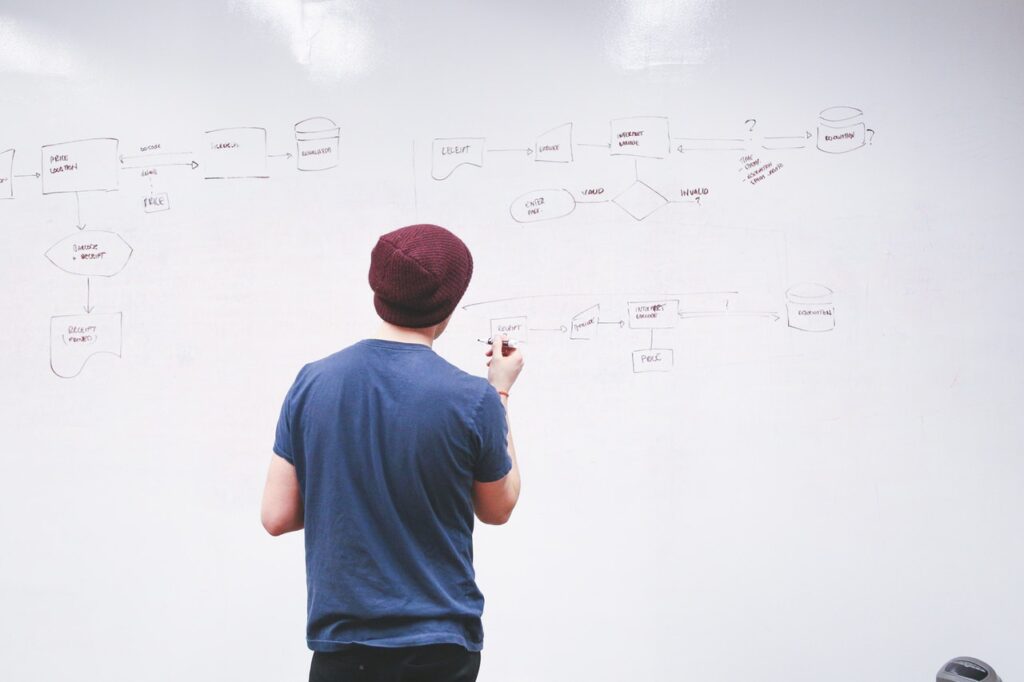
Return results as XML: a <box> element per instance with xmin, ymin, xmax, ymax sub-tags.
<box><xmin>486</xmin><ymin>335</ymin><xmax>524</xmax><ymax>393</ymax></box>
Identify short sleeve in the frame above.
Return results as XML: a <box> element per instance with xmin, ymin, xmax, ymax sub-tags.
<box><xmin>471</xmin><ymin>386</ymin><xmax>512</xmax><ymax>482</ymax></box>
<box><xmin>272</xmin><ymin>367</ymin><xmax>305</xmax><ymax>464</ymax></box>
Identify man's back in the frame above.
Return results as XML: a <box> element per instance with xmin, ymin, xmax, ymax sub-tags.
<box><xmin>273</xmin><ymin>339</ymin><xmax>511</xmax><ymax>652</ymax></box>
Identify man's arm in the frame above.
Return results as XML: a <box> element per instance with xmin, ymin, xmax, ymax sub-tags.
<box><xmin>261</xmin><ymin>454</ymin><xmax>304</xmax><ymax>536</ymax></box>
<box><xmin>473</xmin><ymin>336</ymin><xmax>524</xmax><ymax>525</ymax></box>
<box><xmin>473</xmin><ymin>392</ymin><xmax>520</xmax><ymax>525</ymax></box>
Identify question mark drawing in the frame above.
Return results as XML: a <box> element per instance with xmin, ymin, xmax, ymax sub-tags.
<box><xmin>866</xmin><ymin>128</ymin><xmax>875</xmax><ymax>145</ymax></box>
<box><xmin>745</xmin><ymin>119</ymin><xmax>757</xmax><ymax>138</ymax></box>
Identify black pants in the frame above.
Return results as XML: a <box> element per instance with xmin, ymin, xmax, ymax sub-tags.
<box><xmin>309</xmin><ymin>644</ymin><xmax>480</xmax><ymax>682</ymax></box>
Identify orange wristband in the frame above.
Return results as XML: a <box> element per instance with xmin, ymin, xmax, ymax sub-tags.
<box><xmin>497</xmin><ymin>390</ymin><xmax>510</xmax><ymax>398</ymax></box>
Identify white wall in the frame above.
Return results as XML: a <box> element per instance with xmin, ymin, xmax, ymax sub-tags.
<box><xmin>1</xmin><ymin>1</ymin><xmax>1021</xmax><ymax>680</ymax></box>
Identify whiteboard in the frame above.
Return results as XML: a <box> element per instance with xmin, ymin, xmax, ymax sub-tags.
<box><xmin>1</xmin><ymin>1</ymin><xmax>1022</xmax><ymax>680</ymax></box>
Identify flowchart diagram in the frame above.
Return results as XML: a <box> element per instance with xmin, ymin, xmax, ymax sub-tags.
<box><xmin>430</xmin><ymin>106</ymin><xmax>875</xmax><ymax>224</ymax></box>
<box><xmin>464</xmin><ymin>284</ymin><xmax>835</xmax><ymax>374</ymax></box>
<box><xmin>5</xmin><ymin>106</ymin><xmax>860</xmax><ymax>378</ymax></box>
<box><xmin>2</xmin><ymin>117</ymin><xmax>340</xmax><ymax>377</ymax></box>
<box><xmin>429</xmin><ymin>107</ymin><xmax>860</xmax><ymax>373</ymax></box>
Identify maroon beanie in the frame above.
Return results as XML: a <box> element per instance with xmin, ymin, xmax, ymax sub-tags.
<box><xmin>368</xmin><ymin>224</ymin><xmax>474</xmax><ymax>328</ymax></box>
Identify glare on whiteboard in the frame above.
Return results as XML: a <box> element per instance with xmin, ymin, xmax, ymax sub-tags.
<box><xmin>607</xmin><ymin>0</ymin><xmax>723</xmax><ymax>69</ymax></box>
<box><xmin>230</xmin><ymin>0</ymin><xmax>372</xmax><ymax>78</ymax></box>
<box><xmin>0</xmin><ymin>17</ymin><xmax>82</xmax><ymax>77</ymax></box>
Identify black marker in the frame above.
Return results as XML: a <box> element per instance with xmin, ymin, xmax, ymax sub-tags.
<box><xmin>477</xmin><ymin>337</ymin><xmax>519</xmax><ymax>355</ymax></box>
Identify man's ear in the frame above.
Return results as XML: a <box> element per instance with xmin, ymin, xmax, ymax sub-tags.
<box><xmin>433</xmin><ymin>314</ymin><xmax>453</xmax><ymax>339</ymax></box>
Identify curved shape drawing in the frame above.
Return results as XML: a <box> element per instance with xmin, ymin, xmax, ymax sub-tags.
<box><xmin>509</xmin><ymin>188</ymin><xmax>576</xmax><ymax>223</ymax></box>
<box><xmin>49</xmin><ymin>312</ymin><xmax>123</xmax><ymax>378</ymax></box>
<box><xmin>45</xmin><ymin>230</ymin><xmax>133</xmax><ymax>277</ymax></box>
<box><xmin>431</xmin><ymin>138</ymin><xmax>485</xmax><ymax>180</ymax></box>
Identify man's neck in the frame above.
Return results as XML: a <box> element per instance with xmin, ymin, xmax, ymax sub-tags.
<box><xmin>374</xmin><ymin>321</ymin><xmax>435</xmax><ymax>348</ymax></box>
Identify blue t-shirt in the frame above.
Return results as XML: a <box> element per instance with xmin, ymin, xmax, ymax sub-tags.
<box><xmin>273</xmin><ymin>339</ymin><xmax>512</xmax><ymax>652</ymax></box>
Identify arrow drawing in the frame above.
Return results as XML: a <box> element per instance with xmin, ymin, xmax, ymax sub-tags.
<box><xmin>119</xmin><ymin>152</ymin><xmax>197</xmax><ymax>170</ymax></box>
<box><xmin>597</xmin><ymin>320</ymin><xmax>625</xmax><ymax>328</ymax></box>
<box><xmin>761</xmin><ymin>131</ymin><xmax>812</xmax><ymax>150</ymax></box>
<box><xmin>267</xmin><ymin>152</ymin><xmax>294</xmax><ymax>159</ymax></box>
<box><xmin>121</xmin><ymin>160</ymin><xmax>199</xmax><ymax>170</ymax></box>
<box><xmin>75</xmin><ymin>192</ymin><xmax>85</xmax><ymax>230</ymax></box>
<box><xmin>576</xmin><ymin>142</ymin><xmax>611</xmax><ymax>148</ymax></box>
<box><xmin>462</xmin><ymin>291</ymin><xmax>738</xmax><ymax>311</ymax></box>
<box><xmin>14</xmin><ymin>172</ymin><xmax>41</xmax><ymax>179</ymax></box>
<box><xmin>120</xmin><ymin>152</ymin><xmax>193</xmax><ymax>163</ymax></box>
<box><xmin>763</xmin><ymin>131</ymin><xmax>812</xmax><ymax>140</ymax></box>
<box><xmin>488</xmin><ymin>147</ymin><xmax>533</xmax><ymax>155</ymax></box>
<box><xmin>83</xmin><ymin>277</ymin><xmax>94</xmax><ymax>314</ymax></box>
<box><xmin>529</xmin><ymin>325</ymin><xmax>567</xmax><ymax>333</ymax></box>
<box><xmin>674</xmin><ymin>137</ymin><xmax>744</xmax><ymax>143</ymax></box>
<box><xmin>678</xmin><ymin>310</ymin><xmax>780</xmax><ymax>321</ymax></box>
<box><xmin>675</xmin><ymin>137</ymin><xmax>747</xmax><ymax>152</ymax></box>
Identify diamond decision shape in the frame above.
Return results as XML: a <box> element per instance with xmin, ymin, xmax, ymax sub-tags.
<box><xmin>613</xmin><ymin>181</ymin><xmax>668</xmax><ymax>220</ymax></box>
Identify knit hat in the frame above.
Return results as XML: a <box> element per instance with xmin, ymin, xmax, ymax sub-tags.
<box><xmin>368</xmin><ymin>224</ymin><xmax>474</xmax><ymax>328</ymax></box>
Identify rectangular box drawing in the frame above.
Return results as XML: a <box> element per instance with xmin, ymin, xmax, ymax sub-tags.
<box><xmin>41</xmin><ymin>138</ymin><xmax>119</xmax><ymax>195</ymax></box>
<box><xmin>626</xmin><ymin>300</ymin><xmax>679</xmax><ymax>329</ymax></box>
<box><xmin>0</xmin><ymin>149</ymin><xmax>13</xmax><ymax>199</ymax></box>
<box><xmin>632</xmin><ymin>348</ymin><xmax>673</xmax><ymax>373</ymax></box>
<box><xmin>570</xmin><ymin>305</ymin><xmax>600</xmax><ymax>340</ymax></box>
<box><xmin>610</xmin><ymin>117</ymin><xmax>670</xmax><ymax>159</ymax></box>
<box><xmin>204</xmin><ymin>127</ymin><xmax>268</xmax><ymax>179</ymax></box>
<box><xmin>143</xmin><ymin>193</ymin><xmax>170</xmax><ymax>213</ymax></box>
<box><xmin>490</xmin><ymin>316</ymin><xmax>528</xmax><ymax>343</ymax></box>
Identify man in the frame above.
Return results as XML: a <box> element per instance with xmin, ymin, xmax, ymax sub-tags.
<box><xmin>261</xmin><ymin>223</ymin><xmax>523</xmax><ymax>682</ymax></box>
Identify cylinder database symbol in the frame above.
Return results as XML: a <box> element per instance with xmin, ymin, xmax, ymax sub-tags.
<box><xmin>294</xmin><ymin>117</ymin><xmax>340</xmax><ymax>171</ymax></box>
<box><xmin>786</xmin><ymin>283</ymin><xmax>835</xmax><ymax>332</ymax></box>
<box><xmin>817</xmin><ymin>106</ymin><xmax>868</xmax><ymax>154</ymax></box>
